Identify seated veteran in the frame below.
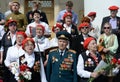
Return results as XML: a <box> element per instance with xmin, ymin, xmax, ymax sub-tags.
<box><xmin>46</xmin><ymin>30</ymin><xmax>77</xmax><ymax>82</ymax></box>
<box><xmin>77</xmin><ymin>37</ymin><xmax>107</xmax><ymax>82</ymax></box>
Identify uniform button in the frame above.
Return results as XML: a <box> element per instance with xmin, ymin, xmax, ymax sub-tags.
<box><xmin>59</xmin><ymin>71</ymin><xmax>61</xmax><ymax>73</ymax></box>
<box><xmin>59</xmin><ymin>75</ymin><xmax>61</xmax><ymax>78</ymax></box>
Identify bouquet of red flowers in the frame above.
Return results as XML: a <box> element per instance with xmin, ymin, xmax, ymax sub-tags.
<box><xmin>19</xmin><ymin>64</ymin><xmax>32</xmax><ymax>82</ymax></box>
<box><xmin>88</xmin><ymin>57</ymin><xmax>120</xmax><ymax>82</ymax></box>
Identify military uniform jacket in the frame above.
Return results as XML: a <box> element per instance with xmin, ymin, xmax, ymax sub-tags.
<box><xmin>6</xmin><ymin>12</ymin><xmax>28</xmax><ymax>31</ymax></box>
<box><xmin>46</xmin><ymin>48</ymin><xmax>77</xmax><ymax>82</ymax></box>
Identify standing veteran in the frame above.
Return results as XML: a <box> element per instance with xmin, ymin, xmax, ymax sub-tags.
<box><xmin>46</xmin><ymin>30</ymin><xmax>77</xmax><ymax>82</ymax></box>
<box><xmin>6</xmin><ymin>1</ymin><xmax>27</xmax><ymax>31</ymax></box>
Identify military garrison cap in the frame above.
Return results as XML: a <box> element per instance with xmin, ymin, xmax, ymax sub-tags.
<box><xmin>56</xmin><ymin>30</ymin><xmax>71</xmax><ymax>41</ymax></box>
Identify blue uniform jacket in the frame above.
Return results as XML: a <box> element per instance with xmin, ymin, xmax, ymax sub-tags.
<box><xmin>46</xmin><ymin>48</ymin><xmax>77</xmax><ymax>82</ymax></box>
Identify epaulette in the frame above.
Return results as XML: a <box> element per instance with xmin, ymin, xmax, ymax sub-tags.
<box><xmin>68</xmin><ymin>49</ymin><xmax>76</xmax><ymax>54</ymax></box>
<box><xmin>49</xmin><ymin>48</ymin><xmax>58</xmax><ymax>52</ymax></box>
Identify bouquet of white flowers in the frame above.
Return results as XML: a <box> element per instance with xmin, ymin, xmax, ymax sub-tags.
<box><xmin>10</xmin><ymin>62</ymin><xmax>19</xmax><ymax>75</ymax></box>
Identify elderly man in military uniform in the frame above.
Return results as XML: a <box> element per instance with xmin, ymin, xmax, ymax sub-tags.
<box><xmin>46</xmin><ymin>30</ymin><xmax>77</xmax><ymax>82</ymax></box>
<box><xmin>6</xmin><ymin>1</ymin><xmax>27</xmax><ymax>31</ymax></box>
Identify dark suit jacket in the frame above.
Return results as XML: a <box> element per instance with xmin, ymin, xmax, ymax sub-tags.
<box><xmin>75</xmin><ymin>34</ymin><xmax>91</xmax><ymax>55</ymax></box>
<box><xmin>101</xmin><ymin>16</ymin><xmax>120</xmax><ymax>34</ymax></box>
<box><xmin>1</xmin><ymin>32</ymin><xmax>16</xmax><ymax>61</ymax></box>
<box><xmin>62</xmin><ymin>24</ymin><xmax>79</xmax><ymax>53</ymax></box>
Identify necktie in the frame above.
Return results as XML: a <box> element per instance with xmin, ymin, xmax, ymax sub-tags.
<box><xmin>60</xmin><ymin>52</ymin><xmax>63</xmax><ymax>59</ymax></box>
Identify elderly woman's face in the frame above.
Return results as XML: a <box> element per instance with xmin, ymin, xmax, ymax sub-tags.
<box><xmin>81</xmin><ymin>27</ymin><xmax>90</xmax><ymax>34</ymax></box>
<box><xmin>54</xmin><ymin>27</ymin><xmax>60</xmax><ymax>34</ymax></box>
<box><xmin>103</xmin><ymin>24</ymin><xmax>111</xmax><ymax>35</ymax></box>
<box><xmin>24</xmin><ymin>41</ymin><xmax>34</xmax><ymax>54</ymax></box>
<box><xmin>88</xmin><ymin>40</ymin><xmax>97</xmax><ymax>51</ymax></box>
<box><xmin>8</xmin><ymin>22</ymin><xmax>17</xmax><ymax>32</ymax></box>
<box><xmin>64</xmin><ymin>16</ymin><xmax>72</xmax><ymax>25</ymax></box>
<box><xmin>36</xmin><ymin>27</ymin><xmax>44</xmax><ymax>37</ymax></box>
<box><xmin>16</xmin><ymin>35</ymin><xmax>24</xmax><ymax>46</ymax></box>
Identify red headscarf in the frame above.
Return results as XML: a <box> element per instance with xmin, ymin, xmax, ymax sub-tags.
<box><xmin>16</xmin><ymin>31</ymin><xmax>27</xmax><ymax>39</ymax></box>
<box><xmin>36</xmin><ymin>24</ymin><xmax>45</xmax><ymax>33</ymax></box>
<box><xmin>22</xmin><ymin>38</ymin><xmax>35</xmax><ymax>50</ymax></box>
<box><xmin>52</xmin><ymin>23</ymin><xmax>63</xmax><ymax>32</ymax></box>
<box><xmin>83</xmin><ymin>37</ymin><xmax>95</xmax><ymax>49</ymax></box>
<box><xmin>78</xmin><ymin>22</ymin><xmax>90</xmax><ymax>30</ymax></box>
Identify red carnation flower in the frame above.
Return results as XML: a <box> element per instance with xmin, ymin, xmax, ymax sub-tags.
<box><xmin>117</xmin><ymin>59</ymin><xmax>120</xmax><ymax>65</ymax></box>
<box><xmin>20</xmin><ymin>64</ymin><xmax>28</xmax><ymax>71</ymax></box>
<box><xmin>111</xmin><ymin>57</ymin><xmax>117</xmax><ymax>64</ymax></box>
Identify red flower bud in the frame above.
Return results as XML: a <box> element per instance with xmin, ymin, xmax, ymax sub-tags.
<box><xmin>20</xmin><ymin>64</ymin><xmax>28</xmax><ymax>71</ymax></box>
<box><xmin>117</xmin><ymin>59</ymin><xmax>120</xmax><ymax>65</ymax></box>
<box><xmin>111</xmin><ymin>57</ymin><xmax>117</xmax><ymax>64</ymax></box>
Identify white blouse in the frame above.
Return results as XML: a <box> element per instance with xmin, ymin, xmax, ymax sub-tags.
<box><xmin>33</xmin><ymin>36</ymin><xmax>50</xmax><ymax>52</ymax></box>
<box><xmin>4</xmin><ymin>45</ymin><xmax>25</xmax><ymax>67</ymax></box>
<box><xmin>77</xmin><ymin>50</ymin><xmax>91</xmax><ymax>78</ymax></box>
<box><xmin>25</xmin><ymin>21</ymin><xmax>51</xmax><ymax>37</ymax></box>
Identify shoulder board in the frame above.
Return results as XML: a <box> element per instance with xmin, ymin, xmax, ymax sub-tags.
<box><xmin>49</xmin><ymin>48</ymin><xmax>58</xmax><ymax>52</ymax></box>
<box><xmin>68</xmin><ymin>49</ymin><xmax>76</xmax><ymax>54</ymax></box>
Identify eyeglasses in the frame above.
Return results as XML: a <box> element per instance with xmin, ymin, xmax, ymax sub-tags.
<box><xmin>25</xmin><ymin>44</ymin><xmax>34</xmax><ymax>47</ymax></box>
<box><xmin>54</xmin><ymin>28</ymin><xmax>60</xmax><ymax>31</ymax></box>
<box><xmin>9</xmin><ymin>22</ymin><xmax>17</xmax><ymax>26</ymax></box>
<box><xmin>81</xmin><ymin>27</ymin><xmax>89</xmax><ymax>29</ymax></box>
<box><xmin>104</xmin><ymin>27</ymin><xmax>110</xmax><ymax>29</ymax></box>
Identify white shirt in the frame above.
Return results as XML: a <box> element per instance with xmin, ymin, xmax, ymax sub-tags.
<box><xmin>4</xmin><ymin>45</ymin><xmax>25</xmax><ymax>67</ymax></box>
<box><xmin>49</xmin><ymin>37</ymin><xmax>58</xmax><ymax>47</ymax></box>
<box><xmin>25</xmin><ymin>21</ymin><xmax>51</xmax><ymax>37</ymax></box>
<box><xmin>24</xmin><ymin>52</ymin><xmax>35</xmax><ymax>68</ymax></box>
<box><xmin>63</xmin><ymin>24</ymin><xmax>72</xmax><ymax>34</ymax></box>
<box><xmin>4</xmin><ymin>10</ymin><xmax>12</xmax><ymax>18</ymax></box>
<box><xmin>77</xmin><ymin>50</ymin><xmax>91</xmax><ymax>78</ymax></box>
<box><xmin>0</xmin><ymin>25</ymin><xmax>5</xmax><ymax>40</ymax></box>
<box><xmin>33</xmin><ymin>36</ymin><xmax>50</xmax><ymax>52</ymax></box>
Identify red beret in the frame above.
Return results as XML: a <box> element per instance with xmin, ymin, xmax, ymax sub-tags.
<box><xmin>83</xmin><ymin>37</ymin><xmax>95</xmax><ymax>49</ymax></box>
<box><xmin>52</xmin><ymin>23</ymin><xmax>63</xmax><ymax>32</ymax></box>
<box><xmin>22</xmin><ymin>38</ymin><xmax>35</xmax><ymax>50</ymax></box>
<box><xmin>16</xmin><ymin>31</ymin><xmax>27</xmax><ymax>39</ymax></box>
<box><xmin>6</xmin><ymin>19</ymin><xmax>17</xmax><ymax>27</ymax></box>
<box><xmin>108</xmin><ymin>5</ymin><xmax>119</xmax><ymax>10</ymax></box>
<box><xmin>87</xmin><ymin>12</ymin><xmax>96</xmax><ymax>17</ymax></box>
<box><xmin>78</xmin><ymin>22</ymin><xmax>90</xmax><ymax>30</ymax></box>
<box><xmin>36</xmin><ymin>24</ymin><xmax>45</xmax><ymax>33</ymax></box>
<box><xmin>63</xmin><ymin>12</ymin><xmax>72</xmax><ymax>20</ymax></box>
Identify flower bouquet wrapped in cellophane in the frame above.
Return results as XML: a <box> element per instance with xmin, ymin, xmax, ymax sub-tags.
<box><xmin>88</xmin><ymin>57</ymin><xmax>120</xmax><ymax>82</ymax></box>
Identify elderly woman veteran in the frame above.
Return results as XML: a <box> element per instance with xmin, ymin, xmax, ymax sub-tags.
<box><xmin>97</xmin><ymin>22</ymin><xmax>118</xmax><ymax>60</ymax></box>
<box><xmin>4</xmin><ymin>31</ymin><xmax>27</xmax><ymax>82</ymax></box>
<box><xmin>77</xmin><ymin>37</ymin><xmax>107</xmax><ymax>82</ymax></box>
<box><xmin>18</xmin><ymin>38</ymin><xmax>47</xmax><ymax>82</ymax></box>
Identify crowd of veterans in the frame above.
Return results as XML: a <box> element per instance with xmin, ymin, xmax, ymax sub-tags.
<box><xmin>0</xmin><ymin>0</ymin><xmax>120</xmax><ymax>82</ymax></box>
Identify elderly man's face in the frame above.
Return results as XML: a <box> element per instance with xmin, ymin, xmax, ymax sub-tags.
<box><xmin>110</xmin><ymin>10</ymin><xmax>118</xmax><ymax>17</ymax></box>
<box><xmin>58</xmin><ymin>39</ymin><xmax>68</xmax><ymax>50</ymax></box>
